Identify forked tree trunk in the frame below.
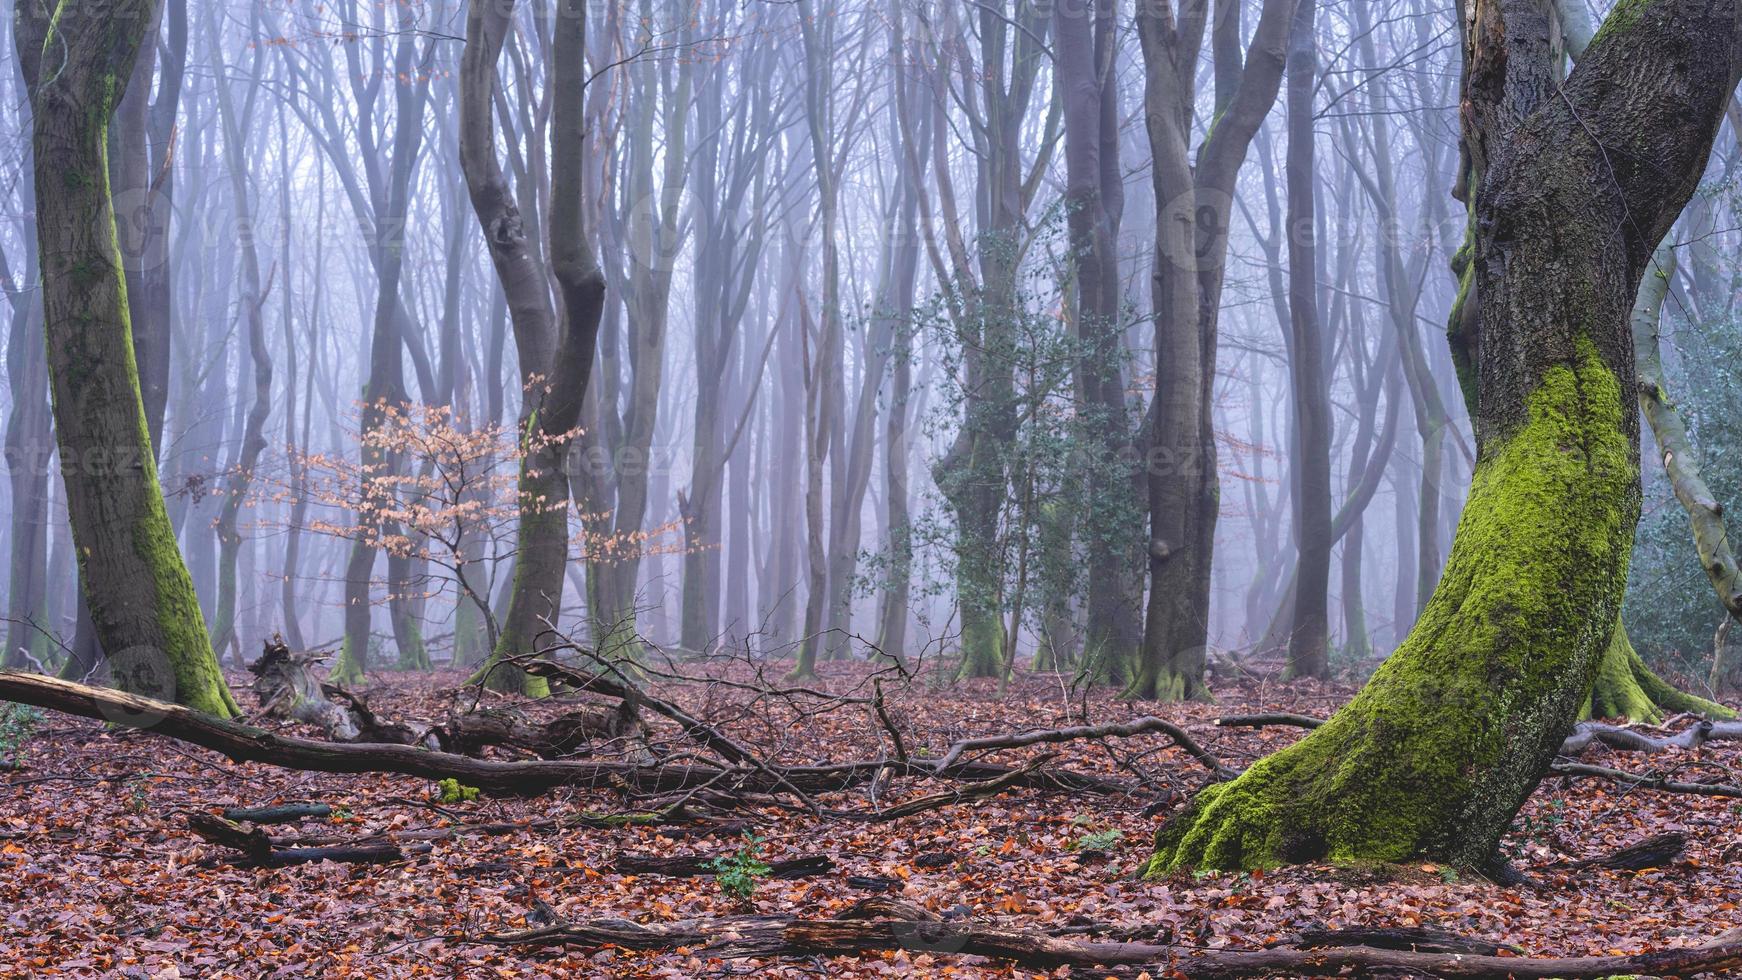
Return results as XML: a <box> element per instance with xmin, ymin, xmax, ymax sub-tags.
<box><xmin>1148</xmin><ymin>0</ymin><xmax>1742</xmax><ymax>873</ymax></box>
<box><xmin>26</xmin><ymin>0</ymin><xmax>237</xmax><ymax>716</ymax></box>
<box><xmin>1133</xmin><ymin>0</ymin><xmax>1295</xmax><ymax>700</ymax></box>
<box><xmin>458</xmin><ymin>0</ymin><xmax>604</xmax><ymax>694</ymax></box>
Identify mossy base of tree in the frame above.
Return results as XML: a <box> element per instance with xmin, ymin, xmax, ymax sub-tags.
<box><xmin>954</xmin><ymin>612</ymin><xmax>1008</xmax><ymax>681</ymax></box>
<box><xmin>1146</xmin><ymin>341</ymin><xmax>1636</xmax><ymax>875</ymax></box>
<box><xmin>1585</xmin><ymin>622</ymin><xmax>1734</xmax><ymax>723</ymax></box>
<box><xmin>464</xmin><ymin>651</ymin><xmax>552</xmax><ymax>697</ymax></box>
<box><xmin>1122</xmin><ymin>659</ymin><xmax>1212</xmax><ymax>703</ymax></box>
<box><xmin>394</xmin><ymin>621</ymin><xmax>432</xmax><ymax>672</ymax></box>
<box><xmin>1074</xmin><ymin>638</ymin><xmax>1134</xmax><ymax>688</ymax></box>
<box><xmin>330</xmin><ymin>637</ymin><xmax>366</xmax><ymax>688</ymax></box>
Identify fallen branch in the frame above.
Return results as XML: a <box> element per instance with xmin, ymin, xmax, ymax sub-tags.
<box><xmin>1215</xmin><ymin>711</ymin><xmax>1742</xmax><ymax>762</ymax></box>
<box><xmin>858</xmin><ymin>754</ymin><xmax>1055</xmax><ymax>821</ymax></box>
<box><xmin>936</xmin><ymin>717</ymin><xmax>1236</xmax><ymax>779</ymax></box>
<box><xmin>1559</xmin><ymin>718</ymin><xmax>1742</xmax><ymax>756</ymax></box>
<box><xmin>1549</xmin><ymin>761</ymin><xmax>1742</xmax><ymax>798</ymax></box>
<box><xmin>1213</xmin><ymin>713</ymin><xmax>1324</xmax><ymax>730</ymax></box>
<box><xmin>0</xmin><ymin>672</ymin><xmax>1127</xmax><ymax>803</ymax></box>
<box><xmin>610</xmin><ymin>853</ymin><xmax>835</xmax><ymax>879</ymax></box>
<box><xmin>221</xmin><ymin>803</ymin><xmax>331</xmax><ymax>824</ymax></box>
<box><xmin>470</xmin><ymin>897</ymin><xmax>1742</xmax><ymax>978</ymax></box>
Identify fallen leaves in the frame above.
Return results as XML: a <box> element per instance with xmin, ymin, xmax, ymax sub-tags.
<box><xmin>1</xmin><ymin>666</ymin><xmax>1738</xmax><ymax>977</ymax></box>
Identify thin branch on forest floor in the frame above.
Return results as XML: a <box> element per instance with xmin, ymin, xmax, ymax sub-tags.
<box><xmin>935</xmin><ymin>716</ymin><xmax>1237</xmax><ymax>779</ymax></box>
<box><xmin>1549</xmin><ymin>761</ymin><xmax>1742</xmax><ymax>798</ymax></box>
<box><xmin>462</xmin><ymin>895</ymin><xmax>1742</xmax><ymax>979</ymax></box>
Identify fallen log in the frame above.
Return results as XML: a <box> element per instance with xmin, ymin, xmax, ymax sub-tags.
<box><xmin>1286</xmin><ymin>926</ymin><xmax>1521</xmax><ymax>957</ymax></box>
<box><xmin>610</xmin><ymin>852</ymin><xmax>835</xmax><ymax>879</ymax></box>
<box><xmin>471</xmin><ymin>897</ymin><xmax>1742</xmax><ymax>978</ymax></box>
<box><xmin>221</xmin><ymin>803</ymin><xmax>331</xmax><ymax>824</ymax></box>
<box><xmin>0</xmin><ymin>672</ymin><xmax>1125</xmax><ymax>802</ymax></box>
<box><xmin>252</xmin><ymin>640</ymin><xmax>632</xmax><ymax>759</ymax></box>
<box><xmin>186</xmin><ymin>812</ymin><xmax>426</xmax><ymax>867</ymax></box>
<box><xmin>248</xmin><ymin>640</ymin><xmax>359</xmax><ymax>740</ymax></box>
<box><xmin>1570</xmin><ymin>831</ymin><xmax>1686</xmax><ymax>871</ymax></box>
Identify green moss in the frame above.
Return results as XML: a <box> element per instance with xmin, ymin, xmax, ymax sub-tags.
<box><xmin>129</xmin><ymin>496</ymin><xmax>239</xmax><ymax>718</ymax></box>
<box><xmin>394</xmin><ymin>614</ymin><xmax>431</xmax><ymax>671</ymax></box>
<box><xmin>1585</xmin><ymin>621</ymin><xmax>1735</xmax><ymax>723</ymax></box>
<box><xmin>1591</xmin><ymin>0</ymin><xmax>1651</xmax><ymax>46</ymax></box>
<box><xmin>330</xmin><ymin>635</ymin><xmax>366</xmax><ymax>687</ymax></box>
<box><xmin>436</xmin><ymin>778</ymin><xmax>480</xmax><ymax>804</ymax></box>
<box><xmin>1447</xmin><ymin>208</ymin><xmax>1479</xmax><ymax>414</ymax></box>
<box><xmin>954</xmin><ymin>608</ymin><xmax>1007</xmax><ymax>681</ymax></box>
<box><xmin>1146</xmin><ymin>339</ymin><xmax>1636</xmax><ymax>874</ymax></box>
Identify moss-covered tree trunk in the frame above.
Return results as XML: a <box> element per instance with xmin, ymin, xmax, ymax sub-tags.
<box><xmin>1148</xmin><ymin>0</ymin><xmax>1742</xmax><ymax>874</ymax></box>
<box><xmin>26</xmin><ymin>0</ymin><xmax>237</xmax><ymax>717</ymax></box>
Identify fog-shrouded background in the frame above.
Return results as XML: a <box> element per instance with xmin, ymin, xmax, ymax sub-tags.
<box><xmin>1</xmin><ymin>0</ymin><xmax>1735</xmax><ymax>689</ymax></box>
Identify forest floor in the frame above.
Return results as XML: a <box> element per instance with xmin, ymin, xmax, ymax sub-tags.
<box><xmin>1</xmin><ymin>660</ymin><xmax>1738</xmax><ymax>978</ymax></box>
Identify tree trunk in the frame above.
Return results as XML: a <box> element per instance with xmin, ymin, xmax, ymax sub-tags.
<box><xmin>27</xmin><ymin>0</ymin><xmax>237</xmax><ymax>716</ymax></box>
<box><xmin>1148</xmin><ymin>0</ymin><xmax>1742</xmax><ymax>873</ymax></box>
<box><xmin>1056</xmin><ymin>0</ymin><xmax>1143</xmax><ymax>686</ymax></box>
<box><xmin>1133</xmin><ymin>0</ymin><xmax>1296</xmax><ymax>700</ymax></box>
<box><xmin>208</xmin><ymin>4</ymin><xmax>273</xmax><ymax>662</ymax></box>
<box><xmin>459</xmin><ymin>0</ymin><xmax>604</xmax><ymax>694</ymax></box>
<box><xmin>2</xmin><ymin>49</ymin><xmax>52</xmax><ymax>669</ymax></box>
<box><xmin>1281</xmin><ymin>0</ymin><xmax>1331</xmax><ymax>680</ymax></box>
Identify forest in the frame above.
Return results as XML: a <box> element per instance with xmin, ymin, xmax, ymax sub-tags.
<box><xmin>4</xmin><ymin>0</ymin><xmax>1742</xmax><ymax>975</ymax></box>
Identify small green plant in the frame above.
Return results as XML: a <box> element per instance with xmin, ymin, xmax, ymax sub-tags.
<box><xmin>0</xmin><ymin>704</ymin><xmax>43</xmax><ymax>761</ymax></box>
<box><xmin>707</xmin><ymin>833</ymin><xmax>772</xmax><ymax>903</ymax></box>
<box><xmin>436</xmin><ymin>778</ymin><xmax>480</xmax><ymax>804</ymax></box>
<box><xmin>1071</xmin><ymin>828</ymin><xmax>1124</xmax><ymax>852</ymax></box>
<box><xmin>124</xmin><ymin>774</ymin><xmax>153</xmax><ymax>814</ymax></box>
<box><xmin>1436</xmin><ymin>866</ymin><xmax>1461</xmax><ymax>884</ymax></box>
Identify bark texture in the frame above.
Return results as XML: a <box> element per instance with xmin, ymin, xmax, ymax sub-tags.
<box><xmin>1149</xmin><ymin>0</ymin><xmax>1742</xmax><ymax>872</ymax></box>
<box><xmin>27</xmin><ymin>0</ymin><xmax>237</xmax><ymax>716</ymax></box>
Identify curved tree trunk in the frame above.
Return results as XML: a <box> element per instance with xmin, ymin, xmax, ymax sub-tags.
<box><xmin>459</xmin><ymin>0</ymin><xmax>605</xmax><ymax>694</ymax></box>
<box><xmin>1148</xmin><ymin>0</ymin><xmax>1742</xmax><ymax>873</ymax></box>
<box><xmin>26</xmin><ymin>0</ymin><xmax>237</xmax><ymax>716</ymax></box>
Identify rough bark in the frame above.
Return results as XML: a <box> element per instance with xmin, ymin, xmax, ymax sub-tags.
<box><xmin>1149</xmin><ymin>0</ymin><xmax>1742</xmax><ymax>872</ymax></box>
